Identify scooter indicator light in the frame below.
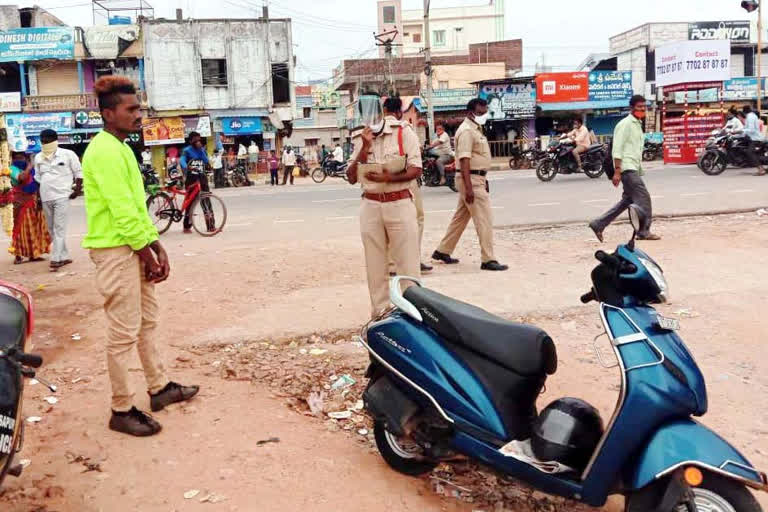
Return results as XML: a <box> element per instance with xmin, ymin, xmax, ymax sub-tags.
<box><xmin>684</xmin><ymin>467</ymin><xmax>704</xmax><ymax>487</ymax></box>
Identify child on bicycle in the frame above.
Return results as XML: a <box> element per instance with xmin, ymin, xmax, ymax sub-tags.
<box><xmin>180</xmin><ymin>131</ymin><xmax>215</xmax><ymax>232</ymax></box>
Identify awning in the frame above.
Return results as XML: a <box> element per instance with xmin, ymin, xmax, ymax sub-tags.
<box><xmin>538</xmin><ymin>99</ymin><xmax>631</xmax><ymax>111</ymax></box>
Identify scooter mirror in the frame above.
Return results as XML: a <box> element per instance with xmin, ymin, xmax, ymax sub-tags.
<box><xmin>628</xmin><ymin>204</ymin><xmax>644</xmax><ymax>233</ymax></box>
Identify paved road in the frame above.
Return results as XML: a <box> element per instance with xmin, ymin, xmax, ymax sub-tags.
<box><xmin>28</xmin><ymin>162</ymin><xmax>768</xmax><ymax>245</ymax></box>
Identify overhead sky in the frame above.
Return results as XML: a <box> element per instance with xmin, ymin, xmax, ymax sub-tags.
<box><xmin>21</xmin><ymin>0</ymin><xmax>763</xmax><ymax>82</ymax></box>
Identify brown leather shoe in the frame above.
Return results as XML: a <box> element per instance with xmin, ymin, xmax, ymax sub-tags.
<box><xmin>150</xmin><ymin>381</ymin><xmax>200</xmax><ymax>412</ymax></box>
<box><xmin>637</xmin><ymin>233</ymin><xmax>662</xmax><ymax>241</ymax></box>
<box><xmin>109</xmin><ymin>407</ymin><xmax>162</xmax><ymax>437</ymax></box>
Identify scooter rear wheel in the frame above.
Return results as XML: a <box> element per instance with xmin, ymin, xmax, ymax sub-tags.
<box><xmin>373</xmin><ymin>421</ymin><xmax>437</xmax><ymax>476</ymax></box>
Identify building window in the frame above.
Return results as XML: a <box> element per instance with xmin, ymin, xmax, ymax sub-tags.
<box><xmin>271</xmin><ymin>63</ymin><xmax>290</xmax><ymax>103</ymax></box>
<box><xmin>303</xmin><ymin>107</ymin><xmax>312</xmax><ymax>118</ymax></box>
<box><xmin>438</xmin><ymin>81</ymin><xmax>449</xmax><ymax>90</ymax></box>
<box><xmin>382</xmin><ymin>5</ymin><xmax>395</xmax><ymax>24</ymax></box>
<box><xmin>433</xmin><ymin>30</ymin><xmax>446</xmax><ymax>47</ymax></box>
<box><xmin>413</xmin><ymin>33</ymin><xmax>421</xmax><ymax>43</ymax></box>
<box><xmin>201</xmin><ymin>59</ymin><xmax>227</xmax><ymax>86</ymax></box>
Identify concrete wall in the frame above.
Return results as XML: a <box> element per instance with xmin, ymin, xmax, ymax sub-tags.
<box><xmin>424</xmin><ymin>62</ymin><xmax>505</xmax><ymax>89</ymax></box>
<box><xmin>376</xmin><ymin>0</ymin><xmax>403</xmax><ymax>57</ymax></box>
<box><xmin>616</xmin><ymin>47</ymin><xmax>647</xmax><ymax>97</ymax></box>
<box><xmin>143</xmin><ymin>19</ymin><xmax>293</xmax><ymax>112</ymax></box>
<box><xmin>0</xmin><ymin>5</ymin><xmax>19</xmax><ymax>30</ymax></box>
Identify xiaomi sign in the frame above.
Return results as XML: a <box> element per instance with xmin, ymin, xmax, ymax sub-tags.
<box><xmin>535</xmin><ymin>72</ymin><xmax>589</xmax><ymax>103</ymax></box>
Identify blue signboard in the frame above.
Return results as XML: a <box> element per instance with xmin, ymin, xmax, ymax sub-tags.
<box><xmin>588</xmin><ymin>71</ymin><xmax>633</xmax><ymax>103</ymax></box>
<box><xmin>479</xmin><ymin>82</ymin><xmax>536</xmax><ymax>120</ymax></box>
<box><xmin>0</xmin><ymin>27</ymin><xmax>75</xmax><ymax>62</ymax></box>
<box><xmin>220</xmin><ymin>117</ymin><xmax>262</xmax><ymax>135</ymax></box>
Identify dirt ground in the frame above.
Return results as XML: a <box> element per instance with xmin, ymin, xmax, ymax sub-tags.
<box><xmin>0</xmin><ymin>211</ymin><xmax>767</xmax><ymax>512</ymax></box>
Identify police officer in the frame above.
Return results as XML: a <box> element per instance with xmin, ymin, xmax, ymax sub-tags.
<box><xmin>432</xmin><ymin>98</ymin><xmax>508</xmax><ymax>271</ymax></box>
<box><xmin>348</xmin><ymin>96</ymin><xmax>423</xmax><ymax>319</ymax></box>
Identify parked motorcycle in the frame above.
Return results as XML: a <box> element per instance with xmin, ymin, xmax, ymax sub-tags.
<box><xmin>509</xmin><ymin>138</ymin><xmax>546</xmax><ymax>170</ymax></box>
<box><xmin>536</xmin><ymin>137</ymin><xmax>606</xmax><ymax>182</ymax></box>
<box><xmin>312</xmin><ymin>155</ymin><xmax>348</xmax><ymax>183</ymax></box>
<box><xmin>697</xmin><ymin>129</ymin><xmax>768</xmax><ymax>176</ymax></box>
<box><xmin>0</xmin><ymin>280</ymin><xmax>54</xmax><ymax>489</ymax></box>
<box><xmin>421</xmin><ymin>148</ymin><xmax>458</xmax><ymax>192</ymax></box>
<box><xmin>228</xmin><ymin>161</ymin><xmax>252</xmax><ymax>187</ymax></box>
<box><xmin>359</xmin><ymin>205</ymin><xmax>767</xmax><ymax>512</ymax></box>
<box><xmin>642</xmin><ymin>141</ymin><xmax>663</xmax><ymax>162</ymax></box>
<box><xmin>141</xmin><ymin>165</ymin><xmax>160</xmax><ymax>191</ymax></box>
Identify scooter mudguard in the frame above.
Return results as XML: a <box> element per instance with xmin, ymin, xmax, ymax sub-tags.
<box><xmin>626</xmin><ymin>419</ymin><xmax>768</xmax><ymax>491</ymax></box>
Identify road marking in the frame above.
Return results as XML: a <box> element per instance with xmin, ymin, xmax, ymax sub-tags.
<box><xmin>274</xmin><ymin>219</ymin><xmax>305</xmax><ymax>224</ymax></box>
<box><xmin>528</xmin><ymin>202</ymin><xmax>561</xmax><ymax>207</ymax></box>
<box><xmin>426</xmin><ymin>209</ymin><xmax>456</xmax><ymax>214</ymax></box>
<box><xmin>227</xmin><ymin>222</ymin><xmax>253</xmax><ymax>227</ymax></box>
<box><xmin>728</xmin><ymin>189</ymin><xmax>754</xmax><ymax>194</ymax></box>
<box><xmin>651</xmin><ymin>195</ymin><xmax>665</xmax><ymax>200</ymax></box>
<box><xmin>312</xmin><ymin>198</ymin><xmax>359</xmax><ymax>203</ymax></box>
<box><xmin>491</xmin><ymin>206</ymin><xmax>504</xmax><ymax>210</ymax></box>
<box><xmin>326</xmin><ymin>216</ymin><xmax>355</xmax><ymax>221</ymax></box>
<box><xmin>581</xmin><ymin>199</ymin><xmax>611</xmax><ymax>204</ymax></box>
<box><xmin>680</xmin><ymin>192</ymin><xmax>709</xmax><ymax>197</ymax></box>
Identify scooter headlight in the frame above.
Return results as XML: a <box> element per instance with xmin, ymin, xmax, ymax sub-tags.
<box><xmin>638</xmin><ymin>257</ymin><xmax>668</xmax><ymax>302</ymax></box>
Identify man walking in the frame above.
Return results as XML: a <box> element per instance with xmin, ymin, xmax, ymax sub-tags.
<box><xmin>348</xmin><ymin>96</ymin><xmax>422</xmax><ymax>318</ymax></box>
<box><xmin>590</xmin><ymin>94</ymin><xmax>660</xmax><ymax>242</ymax></box>
<box><xmin>281</xmin><ymin>146</ymin><xmax>296</xmax><ymax>185</ymax></box>
<box><xmin>432</xmin><ymin>98</ymin><xmax>508</xmax><ymax>271</ymax></box>
<box><xmin>34</xmin><ymin>129</ymin><xmax>82</xmax><ymax>272</ymax></box>
<box><xmin>82</xmin><ymin>76</ymin><xmax>198</xmax><ymax>437</ymax></box>
<box><xmin>743</xmin><ymin>105</ymin><xmax>766</xmax><ymax>176</ymax></box>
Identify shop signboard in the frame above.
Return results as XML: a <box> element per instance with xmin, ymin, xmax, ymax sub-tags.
<box><xmin>0</xmin><ymin>92</ymin><xmax>20</xmax><ymax>112</ymax></box>
<box><xmin>688</xmin><ymin>21</ymin><xmax>750</xmax><ymax>42</ymax></box>
<box><xmin>479</xmin><ymin>82</ymin><xmax>536</xmax><ymax>120</ymax></box>
<box><xmin>142</xmin><ymin>117</ymin><xmax>185</xmax><ymax>146</ymax></box>
<box><xmin>219</xmin><ymin>116</ymin><xmax>262</xmax><ymax>135</ymax></box>
<box><xmin>663</xmin><ymin>113</ymin><xmax>723</xmax><ymax>164</ymax></box>
<box><xmin>312</xmin><ymin>86</ymin><xmax>342</xmax><ymax>109</ymax></box>
<box><xmin>0</xmin><ymin>27</ymin><xmax>75</xmax><ymax>62</ymax></box>
<box><xmin>5</xmin><ymin>112</ymin><xmax>73</xmax><ymax>136</ymax></box>
<box><xmin>655</xmin><ymin>40</ymin><xmax>731</xmax><ymax>88</ymax></box>
<box><xmin>74</xmin><ymin>109</ymin><xmax>103</xmax><ymax>129</ymax></box>
<box><xmin>535</xmin><ymin>72</ymin><xmax>589</xmax><ymax>103</ymax></box>
<box><xmin>183</xmin><ymin>116</ymin><xmax>211</xmax><ymax>137</ymax></box>
<box><xmin>83</xmin><ymin>25</ymin><xmax>138</xmax><ymax>59</ymax></box>
<box><xmin>588</xmin><ymin>71</ymin><xmax>633</xmax><ymax>103</ymax></box>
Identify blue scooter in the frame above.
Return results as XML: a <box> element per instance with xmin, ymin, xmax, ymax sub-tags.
<box><xmin>359</xmin><ymin>206</ymin><xmax>767</xmax><ymax>511</ymax></box>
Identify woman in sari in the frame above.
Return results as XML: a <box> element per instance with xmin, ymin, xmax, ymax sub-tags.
<box><xmin>9</xmin><ymin>152</ymin><xmax>50</xmax><ymax>264</ymax></box>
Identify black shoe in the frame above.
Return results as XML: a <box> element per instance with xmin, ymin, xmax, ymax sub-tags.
<box><xmin>109</xmin><ymin>406</ymin><xmax>162</xmax><ymax>437</ymax></box>
<box><xmin>588</xmin><ymin>222</ymin><xmax>604</xmax><ymax>243</ymax></box>
<box><xmin>481</xmin><ymin>260</ymin><xmax>509</xmax><ymax>271</ymax></box>
<box><xmin>150</xmin><ymin>381</ymin><xmax>200</xmax><ymax>412</ymax></box>
<box><xmin>420</xmin><ymin>263</ymin><xmax>433</xmax><ymax>273</ymax></box>
<box><xmin>432</xmin><ymin>250</ymin><xmax>459</xmax><ymax>264</ymax></box>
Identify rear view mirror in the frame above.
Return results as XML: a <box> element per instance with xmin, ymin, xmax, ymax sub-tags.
<box><xmin>628</xmin><ymin>205</ymin><xmax>643</xmax><ymax>232</ymax></box>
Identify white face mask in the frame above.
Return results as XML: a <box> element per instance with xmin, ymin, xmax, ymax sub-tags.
<box><xmin>473</xmin><ymin>112</ymin><xmax>489</xmax><ymax>126</ymax></box>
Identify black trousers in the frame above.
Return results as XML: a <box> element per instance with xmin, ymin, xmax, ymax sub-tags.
<box><xmin>745</xmin><ymin>138</ymin><xmax>762</xmax><ymax>168</ymax></box>
<box><xmin>183</xmin><ymin>172</ymin><xmax>213</xmax><ymax>230</ymax></box>
<box><xmin>282</xmin><ymin>165</ymin><xmax>294</xmax><ymax>185</ymax></box>
<box><xmin>592</xmin><ymin>170</ymin><xmax>653</xmax><ymax>236</ymax></box>
<box><xmin>270</xmin><ymin>169</ymin><xmax>279</xmax><ymax>185</ymax></box>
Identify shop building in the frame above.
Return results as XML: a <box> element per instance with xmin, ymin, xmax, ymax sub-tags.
<box><xmin>284</xmin><ymin>84</ymin><xmax>351</xmax><ymax>162</ymax></box>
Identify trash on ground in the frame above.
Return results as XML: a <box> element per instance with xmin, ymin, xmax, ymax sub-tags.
<box><xmin>352</xmin><ymin>399</ymin><xmax>364</xmax><ymax>411</ymax></box>
<box><xmin>330</xmin><ymin>374</ymin><xmax>356</xmax><ymax>390</ymax></box>
<box><xmin>43</xmin><ymin>396</ymin><xmax>58</xmax><ymax>405</ymax></box>
<box><xmin>306</xmin><ymin>391</ymin><xmax>325</xmax><ymax>415</ymax></box>
<box><xmin>309</xmin><ymin>348</ymin><xmax>327</xmax><ymax>356</ymax></box>
<box><xmin>29</xmin><ymin>379</ymin><xmax>39</xmax><ymax>386</ymax></box>
<box><xmin>757</xmin><ymin>208</ymin><xmax>767</xmax><ymax>217</ymax></box>
<box><xmin>327</xmin><ymin>410</ymin><xmax>352</xmax><ymax>420</ymax></box>
<box><xmin>674</xmin><ymin>308</ymin><xmax>699</xmax><ymax>318</ymax></box>
<box><xmin>200</xmin><ymin>492</ymin><xmax>227</xmax><ymax>504</ymax></box>
<box><xmin>357</xmin><ymin>428</ymin><xmax>369</xmax><ymax>436</ymax></box>
<box><xmin>26</xmin><ymin>416</ymin><xmax>42</xmax><ymax>423</ymax></box>
<box><xmin>19</xmin><ymin>459</ymin><xmax>31</xmax><ymax>468</ymax></box>
<box><xmin>184</xmin><ymin>489</ymin><xmax>200</xmax><ymax>499</ymax></box>
<box><xmin>256</xmin><ymin>437</ymin><xmax>280</xmax><ymax>446</ymax></box>
<box><xmin>71</xmin><ymin>333</ymin><xmax>81</xmax><ymax>341</ymax></box>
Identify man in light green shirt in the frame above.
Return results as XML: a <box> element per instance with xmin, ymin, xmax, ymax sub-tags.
<box><xmin>83</xmin><ymin>76</ymin><xmax>199</xmax><ymax>437</ymax></box>
<box><xmin>589</xmin><ymin>94</ymin><xmax>660</xmax><ymax>242</ymax></box>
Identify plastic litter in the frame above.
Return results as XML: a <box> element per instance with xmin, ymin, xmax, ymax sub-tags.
<box><xmin>26</xmin><ymin>416</ymin><xmax>42</xmax><ymax>423</ymax></box>
<box><xmin>327</xmin><ymin>411</ymin><xmax>352</xmax><ymax>420</ymax></box>
<box><xmin>307</xmin><ymin>391</ymin><xmax>325</xmax><ymax>415</ymax></box>
<box><xmin>71</xmin><ymin>333</ymin><xmax>81</xmax><ymax>341</ymax></box>
<box><xmin>184</xmin><ymin>489</ymin><xmax>200</xmax><ymax>499</ymax></box>
<box><xmin>309</xmin><ymin>348</ymin><xmax>327</xmax><ymax>356</ymax></box>
<box><xmin>330</xmin><ymin>374</ymin><xmax>356</xmax><ymax>390</ymax></box>
<box><xmin>357</xmin><ymin>428</ymin><xmax>369</xmax><ymax>436</ymax></box>
<box><xmin>256</xmin><ymin>437</ymin><xmax>280</xmax><ymax>446</ymax></box>
<box><xmin>43</xmin><ymin>396</ymin><xmax>58</xmax><ymax>405</ymax></box>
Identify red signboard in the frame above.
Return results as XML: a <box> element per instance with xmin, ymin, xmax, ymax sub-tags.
<box><xmin>662</xmin><ymin>113</ymin><xmax>723</xmax><ymax>164</ymax></box>
<box><xmin>535</xmin><ymin>72</ymin><xmax>590</xmax><ymax>103</ymax></box>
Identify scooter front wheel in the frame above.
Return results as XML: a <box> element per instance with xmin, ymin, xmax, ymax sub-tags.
<box><xmin>373</xmin><ymin>421</ymin><xmax>437</xmax><ymax>476</ymax></box>
<box><xmin>625</xmin><ymin>472</ymin><xmax>762</xmax><ymax>512</ymax></box>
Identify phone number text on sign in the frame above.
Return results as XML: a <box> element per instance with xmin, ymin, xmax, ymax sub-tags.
<box><xmin>655</xmin><ymin>40</ymin><xmax>730</xmax><ymax>87</ymax></box>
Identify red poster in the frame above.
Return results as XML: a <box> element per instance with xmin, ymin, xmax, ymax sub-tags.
<box><xmin>663</xmin><ymin>113</ymin><xmax>723</xmax><ymax>164</ymax></box>
<box><xmin>535</xmin><ymin>72</ymin><xmax>590</xmax><ymax>103</ymax></box>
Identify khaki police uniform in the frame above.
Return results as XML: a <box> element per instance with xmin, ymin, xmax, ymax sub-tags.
<box><xmin>353</xmin><ymin>116</ymin><xmax>422</xmax><ymax>318</ymax></box>
<box><xmin>436</xmin><ymin>117</ymin><xmax>496</xmax><ymax>263</ymax></box>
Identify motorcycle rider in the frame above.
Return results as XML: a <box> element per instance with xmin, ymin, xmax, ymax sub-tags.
<box><xmin>742</xmin><ymin>105</ymin><xmax>766</xmax><ymax>176</ymax></box>
<box><xmin>331</xmin><ymin>143</ymin><xmax>345</xmax><ymax>172</ymax></box>
<box><xmin>724</xmin><ymin>108</ymin><xmax>744</xmax><ymax>133</ymax></box>
<box><xmin>567</xmin><ymin>118</ymin><xmax>591</xmax><ymax>170</ymax></box>
<box><xmin>426</xmin><ymin>123</ymin><xmax>453</xmax><ymax>185</ymax></box>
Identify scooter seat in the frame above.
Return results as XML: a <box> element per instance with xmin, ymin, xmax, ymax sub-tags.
<box><xmin>404</xmin><ymin>287</ymin><xmax>557</xmax><ymax>376</ymax></box>
<box><xmin>0</xmin><ymin>294</ymin><xmax>27</xmax><ymax>349</ymax></box>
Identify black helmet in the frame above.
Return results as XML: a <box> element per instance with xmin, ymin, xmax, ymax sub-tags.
<box><xmin>530</xmin><ymin>398</ymin><xmax>604</xmax><ymax>471</ymax></box>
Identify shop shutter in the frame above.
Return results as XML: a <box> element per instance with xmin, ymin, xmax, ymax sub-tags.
<box><xmin>36</xmin><ymin>62</ymin><xmax>80</xmax><ymax>96</ymax></box>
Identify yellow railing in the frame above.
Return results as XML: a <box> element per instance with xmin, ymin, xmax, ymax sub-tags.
<box><xmin>22</xmin><ymin>91</ymin><xmax>148</xmax><ymax>113</ymax></box>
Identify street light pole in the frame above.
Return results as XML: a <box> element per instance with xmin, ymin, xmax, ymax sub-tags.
<box><xmin>424</xmin><ymin>0</ymin><xmax>435</xmax><ymax>141</ymax></box>
<box><xmin>758</xmin><ymin>2</ymin><xmax>763</xmax><ymax>114</ymax></box>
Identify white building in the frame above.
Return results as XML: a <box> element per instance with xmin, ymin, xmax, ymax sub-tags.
<box><xmin>377</xmin><ymin>0</ymin><xmax>505</xmax><ymax>57</ymax></box>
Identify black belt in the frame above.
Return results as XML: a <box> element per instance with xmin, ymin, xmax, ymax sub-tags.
<box><xmin>470</xmin><ymin>170</ymin><xmax>487</xmax><ymax>177</ymax></box>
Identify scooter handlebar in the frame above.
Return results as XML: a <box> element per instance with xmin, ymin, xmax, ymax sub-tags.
<box><xmin>580</xmin><ymin>290</ymin><xmax>596</xmax><ymax>304</ymax></box>
<box><xmin>17</xmin><ymin>352</ymin><xmax>43</xmax><ymax>368</ymax></box>
<box><xmin>595</xmin><ymin>250</ymin><xmax>620</xmax><ymax>267</ymax></box>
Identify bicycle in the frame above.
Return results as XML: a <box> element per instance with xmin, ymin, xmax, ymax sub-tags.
<box><xmin>146</xmin><ymin>176</ymin><xmax>227</xmax><ymax>237</ymax></box>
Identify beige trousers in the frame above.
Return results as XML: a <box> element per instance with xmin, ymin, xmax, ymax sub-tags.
<box><xmin>90</xmin><ymin>246</ymin><xmax>169</xmax><ymax>412</ymax></box>
<box><xmin>436</xmin><ymin>174</ymin><xmax>496</xmax><ymax>263</ymax></box>
<box><xmin>388</xmin><ymin>183</ymin><xmax>424</xmax><ymax>273</ymax></box>
<box><xmin>361</xmin><ymin>197</ymin><xmax>421</xmax><ymax>319</ymax></box>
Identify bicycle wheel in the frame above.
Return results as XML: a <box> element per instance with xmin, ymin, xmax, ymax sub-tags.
<box><xmin>146</xmin><ymin>192</ymin><xmax>174</xmax><ymax>235</ymax></box>
<box><xmin>190</xmin><ymin>193</ymin><xmax>227</xmax><ymax>237</ymax></box>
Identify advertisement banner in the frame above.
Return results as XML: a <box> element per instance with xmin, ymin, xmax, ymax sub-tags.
<box><xmin>479</xmin><ymin>82</ymin><xmax>536</xmax><ymax>120</ymax></box>
<box><xmin>74</xmin><ymin>109</ymin><xmax>103</xmax><ymax>129</ymax></box>
<box><xmin>5</xmin><ymin>112</ymin><xmax>73</xmax><ymax>135</ymax></box>
<box><xmin>655</xmin><ymin>40</ymin><xmax>731</xmax><ymax>88</ymax></box>
<box><xmin>142</xmin><ymin>117</ymin><xmax>185</xmax><ymax>146</ymax></box>
<box><xmin>588</xmin><ymin>71</ymin><xmax>633</xmax><ymax>103</ymax></box>
<box><xmin>663</xmin><ymin>113</ymin><xmax>723</xmax><ymax>164</ymax></box>
<box><xmin>535</xmin><ymin>72</ymin><xmax>589</xmax><ymax>103</ymax></box>
<box><xmin>688</xmin><ymin>21</ymin><xmax>750</xmax><ymax>42</ymax></box>
<box><xmin>83</xmin><ymin>25</ymin><xmax>138</xmax><ymax>59</ymax></box>
<box><xmin>0</xmin><ymin>92</ymin><xmax>20</xmax><ymax>112</ymax></box>
<box><xmin>0</xmin><ymin>27</ymin><xmax>75</xmax><ymax>62</ymax></box>
<box><xmin>183</xmin><ymin>116</ymin><xmax>211</xmax><ymax>137</ymax></box>
<box><xmin>219</xmin><ymin>117</ymin><xmax>262</xmax><ymax>135</ymax></box>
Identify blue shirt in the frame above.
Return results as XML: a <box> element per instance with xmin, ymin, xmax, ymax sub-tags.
<box><xmin>744</xmin><ymin>112</ymin><xmax>763</xmax><ymax>141</ymax></box>
<box><xmin>179</xmin><ymin>145</ymin><xmax>209</xmax><ymax>173</ymax></box>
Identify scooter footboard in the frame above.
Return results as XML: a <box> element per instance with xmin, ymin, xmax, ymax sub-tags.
<box><xmin>626</xmin><ymin>419</ymin><xmax>768</xmax><ymax>492</ymax></box>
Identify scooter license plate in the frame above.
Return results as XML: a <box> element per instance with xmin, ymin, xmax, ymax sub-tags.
<box><xmin>656</xmin><ymin>315</ymin><xmax>680</xmax><ymax>331</ymax></box>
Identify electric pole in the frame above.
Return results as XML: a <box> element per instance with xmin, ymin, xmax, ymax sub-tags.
<box><xmin>424</xmin><ymin>0</ymin><xmax>435</xmax><ymax>140</ymax></box>
<box><xmin>374</xmin><ymin>29</ymin><xmax>401</xmax><ymax>95</ymax></box>
<box><xmin>743</xmin><ymin>1</ymin><xmax>762</xmax><ymax>112</ymax></box>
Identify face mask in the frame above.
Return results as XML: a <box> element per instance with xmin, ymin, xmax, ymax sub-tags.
<box><xmin>473</xmin><ymin>113</ymin><xmax>489</xmax><ymax>126</ymax></box>
<box><xmin>41</xmin><ymin>141</ymin><xmax>58</xmax><ymax>157</ymax></box>
<box><xmin>633</xmin><ymin>109</ymin><xmax>646</xmax><ymax>120</ymax></box>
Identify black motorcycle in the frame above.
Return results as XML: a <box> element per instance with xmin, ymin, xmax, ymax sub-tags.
<box><xmin>509</xmin><ymin>138</ymin><xmax>546</xmax><ymax>170</ymax></box>
<box><xmin>421</xmin><ymin>148</ymin><xmax>458</xmax><ymax>192</ymax></box>
<box><xmin>642</xmin><ymin>141</ymin><xmax>663</xmax><ymax>162</ymax></box>
<box><xmin>141</xmin><ymin>165</ymin><xmax>160</xmax><ymax>190</ymax></box>
<box><xmin>536</xmin><ymin>137</ymin><xmax>606</xmax><ymax>182</ymax></box>
<box><xmin>0</xmin><ymin>281</ymin><xmax>53</xmax><ymax>489</ymax></box>
<box><xmin>312</xmin><ymin>155</ymin><xmax>348</xmax><ymax>183</ymax></box>
<box><xmin>228</xmin><ymin>161</ymin><xmax>252</xmax><ymax>187</ymax></box>
<box><xmin>697</xmin><ymin>130</ymin><xmax>768</xmax><ymax>176</ymax></box>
